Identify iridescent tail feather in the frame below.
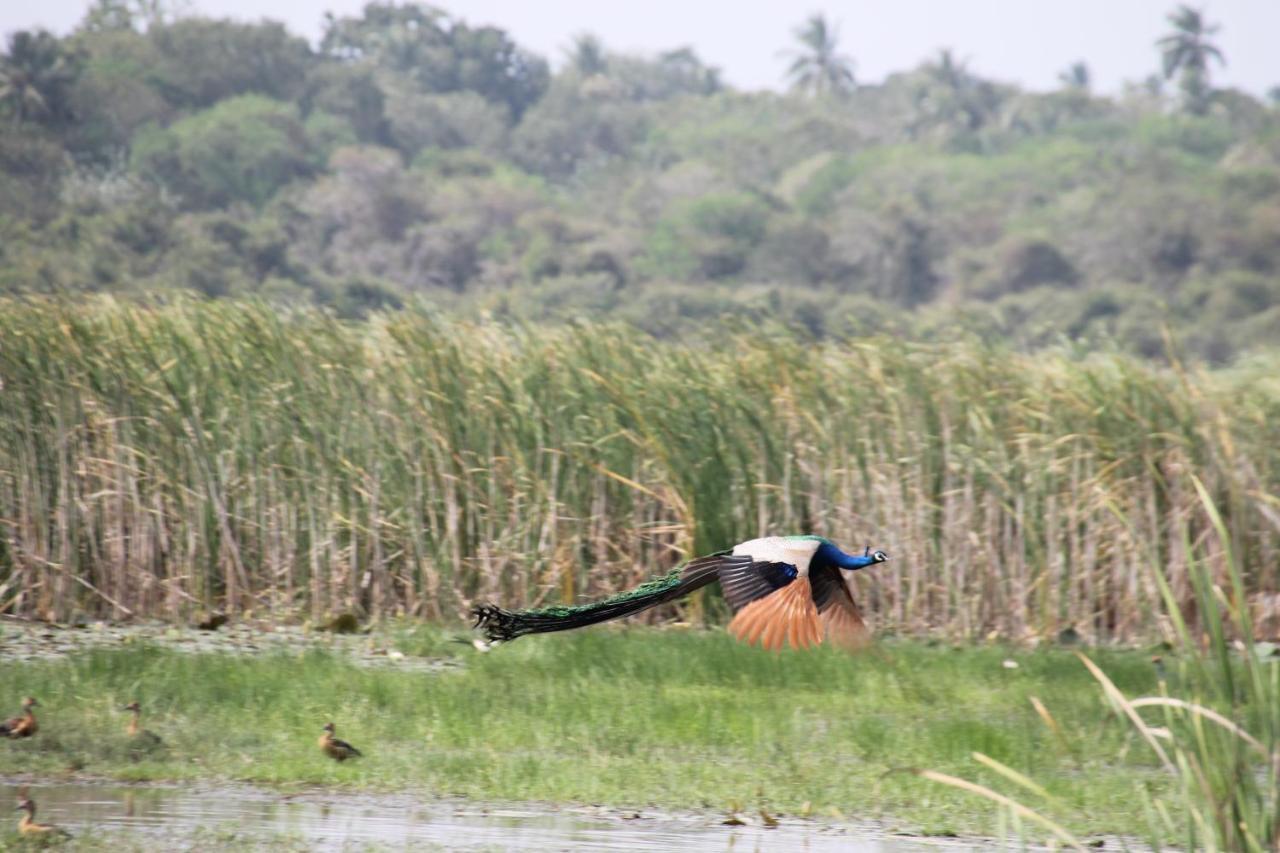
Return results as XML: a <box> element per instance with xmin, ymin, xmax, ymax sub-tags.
<box><xmin>472</xmin><ymin>553</ymin><xmax>727</xmax><ymax>644</ymax></box>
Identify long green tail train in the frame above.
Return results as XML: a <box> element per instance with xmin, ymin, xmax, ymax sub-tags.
<box><xmin>471</xmin><ymin>552</ymin><xmax>728</xmax><ymax>644</ymax></box>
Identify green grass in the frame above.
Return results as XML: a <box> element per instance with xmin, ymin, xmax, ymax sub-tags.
<box><xmin>0</xmin><ymin>630</ymin><xmax>1167</xmax><ymax>839</ymax></box>
<box><xmin>0</xmin><ymin>827</ymin><xmax>313</xmax><ymax>853</ymax></box>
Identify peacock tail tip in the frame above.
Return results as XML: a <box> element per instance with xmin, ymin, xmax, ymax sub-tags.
<box><xmin>471</xmin><ymin>603</ymin><xmax>522</xmax><ymax>644</ymax></box>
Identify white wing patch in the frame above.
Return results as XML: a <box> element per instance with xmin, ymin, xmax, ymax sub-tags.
<box><xmin>732</xmin><ymin>537</ymin><xmax>822</xmax><ymax>576</ymax></box>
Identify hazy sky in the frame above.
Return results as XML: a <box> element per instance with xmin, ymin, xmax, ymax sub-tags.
<box><xmin>4</xmin><ymin>0</ymin><xmax>1278</xmax><ymax>97</ymax></box>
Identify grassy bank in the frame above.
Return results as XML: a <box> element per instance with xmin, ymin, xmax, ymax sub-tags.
<box><xmin>2</xmin><ymin>298</ymin><xmax>1279</xmax><ymax>643</ymax></box>
<box><xmin>0</xmin><ymin>629</ymin><xmax>1164</xmax><ymax>839</ymax></box>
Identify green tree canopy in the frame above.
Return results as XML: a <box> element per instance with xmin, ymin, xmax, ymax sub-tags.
<box><xmin>0</xmin><ymin>125</ymin><xmax>68</xmax><ymax>223</ymax></box>
<box><xmin>66</xmin><ymin>28</ymin><xmax>168</xmax><ymax>157</ymax></box>
<box><xmin>320</xmin><ymin>3</ymin><xmax>548</xmax><ymax>119</ymax></box>
<box><xmin>610</xmin><ymin>48</ymin><xmax>721</xmax><ymax>101</ymax></box>
<box><xmin>1</xmin><ymin>5</ymin><xmax>1279</xmax><ymax>363</ymax></box>
<box><xmin>644</xmin><ymin>192</ymin><xmax>771</xmax><ymax>279</ymax></box>
<box><xmin>147</xmin><ymin>18</ymin><xmax>313</xmax><ymax>109</ymax></box>
<box><xmin>303</xmin><ymin>62</ymin><xmax>389</xmax><ymax>145</ymax></box>
<box><xmin>510</xmin><ymin>77</ymin><xmax>648</xmax><ymax>178</ymax></box>
<box><xmin>131</xmin><ymin>94</ymin><xmax>318</xmax><ymax>207</ymax></box>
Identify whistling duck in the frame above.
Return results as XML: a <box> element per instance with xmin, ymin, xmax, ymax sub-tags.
<box><xmin>0</xmin><ymin>697</ymin><xmax>39</xmax><ymax>739</ymax></box>
<box><xmin>122</xmin><ymin>701</ymin><xmax>164</xmax><ymax>748</ymax></box>
<box><xmin>15</xmin><ymin>789</ymin><xmax>70</xmax><ymax>838</ymax></box>
<box><xmin>475</xmin><ymin>536</ymin><xmax>890</xmax><ymax>651</ymax></box>
<box><xmin>319</xmin><ymin>722</ymin><xmax>363</xmax><ymax>762</ymax></box>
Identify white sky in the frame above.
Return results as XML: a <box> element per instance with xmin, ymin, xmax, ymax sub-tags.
<box><xmin>4</xmin><ymin>0</ymin><xmax>1278</xmax><ymax>97</ymax></box>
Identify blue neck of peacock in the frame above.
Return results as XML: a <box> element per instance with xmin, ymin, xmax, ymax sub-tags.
<box><xmin>815</xmin><ymin>541</ymin><xmax>878</xmax><ymax>571</ymax></box>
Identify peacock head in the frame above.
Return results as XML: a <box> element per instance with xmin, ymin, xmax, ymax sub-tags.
<box><xmin>846</xmin><ymin>550</ymin><xmax>891</xmax><ymax>572</ymax></box>
<box><xmin>862</xmin><ymin>546</ymin><xmax>890</xmax><ymax>564</ymax></box>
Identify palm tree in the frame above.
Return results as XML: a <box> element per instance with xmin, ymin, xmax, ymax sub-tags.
<box><xmin>79</xmin><ymin>0</ymin><xmax>137</xmax><ymax>33</ymax></box>
<box><xmin>782</xmin><ymin>14</ymin><xmax>855</xmax><ymax>97</ymax></box>
<box><xmin>1157</xmin><ymin>5</ymin><xmax>1224</xmax><ymax>115</ymax></box>
<box><xmin>1058</xmin><ymin>62</ymin><xmax>1091</xmax><ymax>92</ymax></box>
<box><xmin>566</xmin><ymin>33</ymin><xmax>607</xmax><ymax>77</ymax></box>
<box><xmin>910</xmin><ymin>49</ymin><xmax>998</xmax><ymax>136</ymax></box>
<box><xmin>659</xmin><ymin>47</ymin><xmax>721</xmax><ymax>95</ymax></box>
<box><xmin>79</xmin><ymin>0</ymin><xmax>188</xmax><ymax>33</ymax></box>
<box><xmin>928</xmin><ymin>48</ymin><xmax>968</xmax><ymax>91</ymax></box>
<box><xmin>0</xmin><ymin>31</ymin><xmax>81</xmax><ymax>125</ymax></box>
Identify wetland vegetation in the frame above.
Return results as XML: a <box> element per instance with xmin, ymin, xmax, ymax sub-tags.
<box><xmin>0</xmin><ymin>627</ymin><xmax>1165</xmax><ymax>842</ymax></box>
<box><xmin>2</xmin><ymin>299</ymin><xmax>1278</xmax><ymax>644</ymax></box>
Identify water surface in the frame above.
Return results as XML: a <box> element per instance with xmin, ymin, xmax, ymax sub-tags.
<box><xmin>2</xmin><ymin>780</ymin><xmax>981</xmax><ymax>850</ymax></box>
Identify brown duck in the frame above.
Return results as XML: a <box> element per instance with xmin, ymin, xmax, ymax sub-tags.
<box><xmin>15</xmin><ymin>789</ymin><xmax>70</xmax><ymax>838</ymax></box>
<box><xmin>0</xmin><ymin>697</ymin><xmax>38</xmax><ymax>739</ymax></box>
<box><xmin>122</xmin><ymin>701</ymin><xmax>164</xmax><ymax>748</ymax></box>
<box><xmin>318</xmin><ymin>722</ymin><xmax>363</xmax><ymax>762</ymax></box>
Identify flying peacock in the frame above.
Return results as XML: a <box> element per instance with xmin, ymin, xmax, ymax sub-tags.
<box><xmin>473</xmin><ymin>536</ymin><xmax>888</xmax><ymax>651</ymax></box>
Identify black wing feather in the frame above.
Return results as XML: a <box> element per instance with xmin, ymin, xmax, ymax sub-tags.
<box><xmin>717</xmin><ymin>559</ymin><xmax>799</xmax><ymax>611</ymax></box>
<box><xmin>809</xmin><ymin>563</ymin><xmax>847</xmax><ymax>613</ymax></box>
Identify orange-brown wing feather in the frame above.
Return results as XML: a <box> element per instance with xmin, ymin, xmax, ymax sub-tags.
<box><xmin>2</xmin><ymin>713</ymin><xmax>35</xmax><ymax>738</ymax></box>
<box><xmin>728</xmin><ymin>577</ymin><xmax>821</xmax><ymax>651</ymax></box>
<box><xmin>819</xmin><ymin>579</ymin><xmax>871</xmax><ymax>651</ymax></box>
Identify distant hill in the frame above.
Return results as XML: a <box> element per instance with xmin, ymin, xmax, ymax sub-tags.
<box><xmin>2</xmin><ymin>3</ymin><xmax>1278</xmax><ymax>361</ymax></box>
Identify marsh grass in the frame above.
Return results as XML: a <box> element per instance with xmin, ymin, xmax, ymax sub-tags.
<box><xmin>0</xmin><ymin>632</ymin><xmax>1165</xmax><ymax>837</ymax></box>
<box><xmin>2</xmin><ymin>298</ymin><xmax>1278</xmax><ymax>645</ymax></box>
<box><xmin>923</xmin><ymin>483</ymin><xmax>1280</xmax><ymax>850</ymax></box>
<box><xmin>1102</xmin><ymin>481</ymin><xmax>1280</xmax><ymax>851</ymax></box>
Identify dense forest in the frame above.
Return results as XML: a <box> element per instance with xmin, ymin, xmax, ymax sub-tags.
<box><xmin>2</xmin><ymin>1</ymin><xmax>1279</xmax><ymax>361</ymax></box>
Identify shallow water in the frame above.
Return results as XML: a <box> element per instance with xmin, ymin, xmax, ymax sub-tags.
<box><xmin>0</xmin><ymin>618</ymin><xmax>456</xmax><ymax>673</ymax></box>
<box><xmin>2</xmin><ymin>780</ymin><xmax>980</xmax><ymax>851</ymax></box>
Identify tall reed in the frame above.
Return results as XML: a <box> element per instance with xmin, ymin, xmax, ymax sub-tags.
<box><xmin>1</xmin><ymin>297</ymin><xmax>1277</xmax><ymax>640</ymax></box>
<box><xmin>923</xmin><ymin>480</ymin><xmax>1280</xmax><ymax>849</ymax></box>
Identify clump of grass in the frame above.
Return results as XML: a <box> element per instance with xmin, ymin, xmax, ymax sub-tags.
<box><xmin>924</xmin><ymin>480</ymin><xmax>1280</xmax><ymax>850</ymax></box>
<box><xmin>1</xmin><ymin>297</ymin><xmax>1278</xmax><ymax>645</ymax></box>
<box><xmin>0</xmin><ymin>634</ymin><xmax>1165</xmax><ymax>837</ymax></box>
<box><xmin>1110</xmin><ymin>480</ymin><xmax>1280</xmax><ymax>851</ymax></box>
